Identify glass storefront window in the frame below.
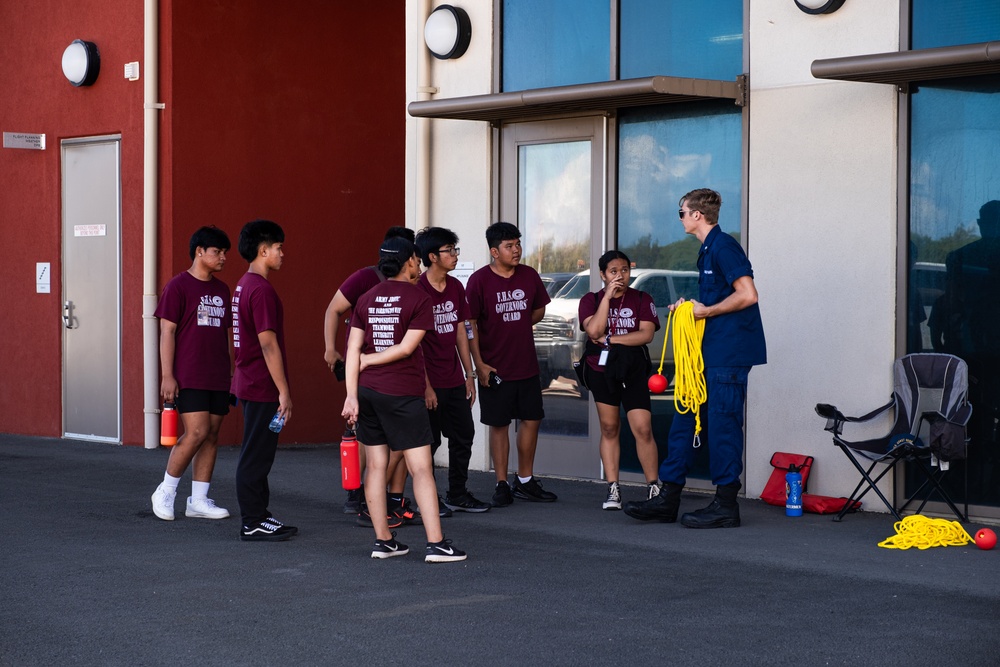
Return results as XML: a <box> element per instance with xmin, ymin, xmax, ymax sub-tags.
<box><xmin>617</xmin><ymin>102</ymin><xmax>743</xmax><ymax>270</ymax></box>
<box><xmin>502</xmin><ymin>0</ymin><xmax>610</xmax><ymax>91</ymax></box>
<box><xmin>908</xmin><ymin>75</ymin><xmax>1000</xmax><ymax>506</ymax></box>
<box><xmin>911</xmin><ymin>0</ymin><xmax>1000</xmax><ymax>50</ymax></box>
<box><xmin>620</xmin><ymin>0</ymin><xmax>743</xmax><ymax>81</ymax></box>
<box><xmin>615</xmin><ymin>102</ymin><xmax>743</xmax><ymax>479</ymax></box>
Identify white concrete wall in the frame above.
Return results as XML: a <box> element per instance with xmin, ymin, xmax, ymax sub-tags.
<box><xmin>405</xmin><ymin>2</ymin><xmax>497</xmax><ymax>472</ymax></box>
<box><xmin>745</xmin><ymin>1</ymin><xmax>901</xmax><ymax>503</ymax></box>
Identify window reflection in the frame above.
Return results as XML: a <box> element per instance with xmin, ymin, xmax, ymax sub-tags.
<box><xmin>908</xmin><ymin>77</ymin><xmax>1000</xmax><ymax>506</ymax></box>
<box><xmin>617</xmin><ymin>102</ymin><xmax>743</xmax><ymax>269</ymax></box>
<box><xmin>502</xmin><ymin>0</ymin><xmax>609</xmax><ymax>91</ymax></box>
<box><xmin>620</xmin><ymin>0</ymin><xmax>743</xmax><ymax>81</ymax></box>
<box><xmin>519</xmin><ymin>141</ymin><xmax>593</xmax><ymax>436</ymax></box>
<box><xmin>911</xmin><ymin>0</ymin><xmax>1000</xmax><ymax>50</ymax></box>
<box><xmin>615</xmin><ymin>102</ymin><xmax>742</xmax><ymax>480</ymax></box>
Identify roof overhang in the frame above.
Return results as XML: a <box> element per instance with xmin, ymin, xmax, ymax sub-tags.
<box><xmin>812</xmin><ymin>41</ymin><xmax>1000</xmax><ymax>87</ymax></box>
<box><xmin>407</xmin><ymin>75</ymin><xmax>746</xmax><ymax>123</ymax></box>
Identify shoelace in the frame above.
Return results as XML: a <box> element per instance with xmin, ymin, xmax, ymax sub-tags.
<box><xmin>648</xmin><ymin>484</ymin><xmax>661</xmax><ymax>500</ymax></box>
<box><xmin>608</xmin><ymin>483</ymin><xmax>621</xmax><ymax>501</ymax></box>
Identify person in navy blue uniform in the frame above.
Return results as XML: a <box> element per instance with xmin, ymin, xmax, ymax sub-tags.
<box><xmin>624</xmin><ymin>188</ymin><xmax>766</xmax><ymax>528</ymax></box>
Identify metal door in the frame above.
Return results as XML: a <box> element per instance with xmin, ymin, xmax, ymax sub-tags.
<box><xmin>61</xmin><ymin>136</ymin><xmax>122</xmax><ymax>443</ymax></box>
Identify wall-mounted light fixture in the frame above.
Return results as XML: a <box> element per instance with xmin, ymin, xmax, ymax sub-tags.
<box><xmin>424</xmin><ymin>5</ymin><xmax>472</xmax><ymax>60</ymax></box>
<box><xmin>794</xmin><ymin>0</ymin><xmax>846</xmax><ymax>14</ymax></box>
<box><xmin>61</xmin><ymin>39</ymin><xmax>101</xmax><ymax>86</ymax></box>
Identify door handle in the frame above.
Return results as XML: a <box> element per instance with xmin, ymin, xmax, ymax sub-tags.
<box><xmin>63</xmin><ymin>300</ymin><xmax>78</xmax><ymax>329</ymax></box>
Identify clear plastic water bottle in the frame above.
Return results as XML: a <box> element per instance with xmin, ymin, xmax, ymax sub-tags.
<box><xmin>268</xmin><ymin>411</ymin><xmax>285</xmax><ymax>433</ymax></box>
<box><xmin>785</xmin><ymin>464</ymin><xmax>803</xmax><ymax>517</ymax></box>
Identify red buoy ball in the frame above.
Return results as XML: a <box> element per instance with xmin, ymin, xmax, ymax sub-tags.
<box><xmin>648</xmin><ymin>374</ymin><xmax>668</xmax><ymax>394</ymax></box>
<box><xmin>975</xmin><ymin>528</ymin><xmax>997</xmax><ymax>550</ymax></box>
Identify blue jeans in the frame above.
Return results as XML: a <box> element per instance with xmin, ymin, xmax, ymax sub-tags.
<box><xmin>658</xmin><ymin>366</ymin><xmax>750</xmax><ymax>488</ymax></box>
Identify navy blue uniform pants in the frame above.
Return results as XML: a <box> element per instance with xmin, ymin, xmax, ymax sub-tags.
<box><xmin>659</xmin><ymin>366</ymin><xmax>750</xmax><ymax>488</ymax></box>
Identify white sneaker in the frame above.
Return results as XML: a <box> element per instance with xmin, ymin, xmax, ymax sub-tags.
<box><xmin>602</xmin><ymin>482</ymin><xmax>622</xmax><ymax>511</ymax></box>
<box><xmin>185</xmin><ymin>496</ymin><xmax>231</xmax><ymax>519</ymax></box>
<box><xmin>151</xmin><ymin>484</ymin><xmax>176</xmax><ymax>521</ymax></box>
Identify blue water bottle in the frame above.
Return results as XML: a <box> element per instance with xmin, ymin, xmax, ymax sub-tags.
<box><xmin>268</xmin><ymin>411</ymin><xmax>285</xmax><ymax>433</ymax></box>
<box><xmin>785</xmin><ymin>464</ymin><xmax>803</xmax><ymax>517</ymax></box>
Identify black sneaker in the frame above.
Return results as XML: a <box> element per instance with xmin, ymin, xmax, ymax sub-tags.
<box><xmin>343</xmin><ymin>487</ymin><xmax>363</xmax><ymax>514</ymax></box>
<box><xmin>425</xmin><ymin>539</ymin><xmax>467</xmax><ymax>563</ymax></box>
<box><xmin>356</xmin><ymin>509</ymin><xmax>403</xmax><ymax>529</ymax></box>
<box><xmin>438</xmin><ymin>495</ymin><xmax>454</xmax><ymax>518</ymax></box>
<box><xmin>511</xmin><ymin>477</ymin><xmax>558</xmax><ymax>502</ymax></box>
<box><xmin>391</xmin><ymin>498</ymin><xmax>423</xmax><ymax>526</ymax></box>
<box><xmin>492</xmin><ymin>480</ymin><xmax>513</xmax><ymax>507</ymax></box>
<box><xmin>371</xmin><ymin>531</ymin><xmax>409</xmax><ymax>559</ymax></box>
<box><xmin>445</xmin><ymin>491</ymin><xmax>491</xmax><ymax>513</ymax></box>
<box><xmin>240</xmin><ymin>517</ymin><xmax>294</xmax><ymax>542</ymax></box>
<box><xmin>265</xmin><ymin>516</ymin><xmax>298</xmax><ymax>536</ymax></box>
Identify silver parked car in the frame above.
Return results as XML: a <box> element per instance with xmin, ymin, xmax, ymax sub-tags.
<box><xmin>533</xmin><ymin>268</ymin><xmax>699</xmax><ymax>390</ymax></box>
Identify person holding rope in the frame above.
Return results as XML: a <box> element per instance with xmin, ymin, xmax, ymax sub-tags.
<box><xmin>578</xmin><ymin>250</ymin><xmax>662</xmax><ymax>510</ymax></box>
<box><xmin>624</xmin><ymin>188</ymin><xmax>766</xmax><ymax>529</ymax></box>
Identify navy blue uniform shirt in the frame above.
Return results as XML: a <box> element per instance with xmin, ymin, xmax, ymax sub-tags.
<box><xmin>698</xmin><ymin>225</ymin><xmax>767</xmax><ymax>367</ymax></box>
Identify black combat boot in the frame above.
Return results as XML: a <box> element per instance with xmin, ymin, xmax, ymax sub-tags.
<box><xmin>680</xmin><ymin>483</ymin><xmax>741</xmax><ymax>529</ymax></box>
<box><xmin>623</xmin><ymin>483</ymin><xmax>683</xmax><ymax>522</ymax></box>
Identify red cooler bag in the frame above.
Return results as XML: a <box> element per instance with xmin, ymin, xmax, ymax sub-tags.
<box><xmin>761</xmin><ymin>452</ymin><xmax>813</xmax><ymax>507</ymax></box>
<box><xmin>761</xmin><ymin>451</ymin><xmax>861</xmax><ymax>514</ymax></box>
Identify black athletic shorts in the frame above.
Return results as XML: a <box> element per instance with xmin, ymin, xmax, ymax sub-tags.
<box><xmin>583</xmin><ymin>363</ymin><xmax>651</xmax><ymax>413</ymax></box>
<box><xmin>358</xmin><ymin>386</ymin><xmax>434</xmax><ymax>451</ymax></box>
<box><xmin>478</xmin><ymin>375</ymin><xmax>545</xmax><ymax>426</ymax></box>
<box><xmin>176</xmin><ymin>388</ymin><xmax>231</xmax><ymax>416</ymax></box>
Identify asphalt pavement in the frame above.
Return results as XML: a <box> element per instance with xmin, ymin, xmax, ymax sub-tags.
<box><xmin>2</xmin><ymin>433</ymin><xmax>999</xmax><ymax>666</ymax></box>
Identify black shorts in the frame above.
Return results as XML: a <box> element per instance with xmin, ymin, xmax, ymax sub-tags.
<box><xmin>176</xmin><ymin>388</ymin><xmax>231</xmax><ymax>416</ymax></box>
<box><xmin>357</xmin><ymin>386</ymin><xmax>434</xmax><ymax>452</ymax></box>
<box><xmin>478</xmin><ymin>375</ymin><xmax>545</xmax><ymax>426</ymax></box>
<box><xmin>584</xmin><ymin>364</ymin><xmax>652</xmax><ymax>413</ymax></box>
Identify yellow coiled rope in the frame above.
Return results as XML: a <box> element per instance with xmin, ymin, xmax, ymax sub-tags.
<box><xmin>658</xmin><ymin>301</ymin><xmax>706</xmax><ymax>446</ymax></box>
<box><xmin>877</xmin><ymin>514</ymin><xmax>973</xmax><ymax>550</ymax></box>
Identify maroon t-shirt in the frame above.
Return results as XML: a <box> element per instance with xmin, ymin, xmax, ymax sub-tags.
<box><xmin>465</xmin><ymin>264</ymin><xmax>551</xmax><ymax>381</ymax></box>
<box><xmin>337</xmin><ymin>266</ymin><xmax>384</xmax><ymax>346</ymax></box>
<box><xmin>578</xmin><ymin>287</ymin><xmax>659</xmax><ymax>371</ymax></box>
<box><xmin>154</xmin><ymin>271</ymin><xmax>232</xmax><ymax>392</ymax></box>
<box><xmin>418</xmin><ymin>272</ymin><xmax>470</xmax><ymax>389</ymax></box>
<box><xmin>231</xmin><ymin>272</ymin><xmax>288</xmax><ymax>402</ymax></box>
<box><xmin>353</xmin><ymin>280</ymin><xmax>433</xmax><ymax>397</ymax></box>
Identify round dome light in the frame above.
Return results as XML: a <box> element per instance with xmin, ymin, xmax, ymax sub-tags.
<box><xmin>424</xmin><ymin>5</ymin><xmax>472</xmax><ymax>60</ymax></box>
<box><xmin>62</xmin><ymin>39</ymin><xmax>101</xmax><ymax>86</ymax></box>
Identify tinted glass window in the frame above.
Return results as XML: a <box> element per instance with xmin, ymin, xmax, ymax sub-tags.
<box><xmin>617</xmin><ymin>101</ymin><xmax>743</xmax><ymax>271</ymax></box>
<box><xmin>503</xmin><ymin>0</ymin><xmax>610</xmax><ymax>91</ymax></box>
<box><xmin>912</xmin><ymin>0</ymin><xmax>1000</xmax><ymax>50</ymax></box>
<box><xmin>620</xmin><ymin>0</ymin><xmax>743</xmax><ymax>80</ymax></box>
<box><xmin>908</xmin><ymin>75</ymin><xmax>1000</xmax><ymax>507</ymax></box>
<box><xmin>637</xmin><ymin>275</ymin><xmax>671</xmax><ymax>307</ymax></box>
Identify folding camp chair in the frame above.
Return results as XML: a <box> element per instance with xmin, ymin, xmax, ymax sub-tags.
<box><xmin>815</xmin><ymin>353</ymin><xmax>972</xmax><ymax>522</ymax></box>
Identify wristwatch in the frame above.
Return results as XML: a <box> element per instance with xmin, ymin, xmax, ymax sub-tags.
<box><xmin>466</xmin><ymin>370</ymin><xmax>477</xmax><ymax>379</ymax></box>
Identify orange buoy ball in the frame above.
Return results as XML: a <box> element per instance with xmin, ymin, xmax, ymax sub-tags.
<box><xmin>975</xmin><ymin>528</ymin><xmax>997</xmax><ymax>550</ymax></box>
<box><xmin>648</xmin><ymin>374</ymin><xmax>668</xmax><ymax>394</ymax></box>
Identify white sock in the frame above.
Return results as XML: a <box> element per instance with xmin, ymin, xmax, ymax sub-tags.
<box><xmin>161</xmin><ymin>473</ymin><xmax>181</xmax><ymax>490</ymax></box>
<box><xmin>191</xmin><ymin>480</ymin><xmax>210</xmax><ymax>500</ymax></box>
<box><xmin>517</xmin><ymin>475</ymin><xmax>532</xmax><ymax>484</ymax></box>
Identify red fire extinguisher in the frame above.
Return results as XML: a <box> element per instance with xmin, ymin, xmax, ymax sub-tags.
<box><xmin>341</xmin><ymin>426</ymin><xmax>361</xmax><ymax>490</ymax></box>
<box><xmin>160</xmin><ymin>401</ymin><xmax>178</xmax><ymax>447</ymax></box>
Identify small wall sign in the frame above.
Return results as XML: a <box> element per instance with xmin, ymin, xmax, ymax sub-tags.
<box><xmin>3</xmin><ymin>132</ymin><xmax>46</xmax><ymax>150</ymax></box>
